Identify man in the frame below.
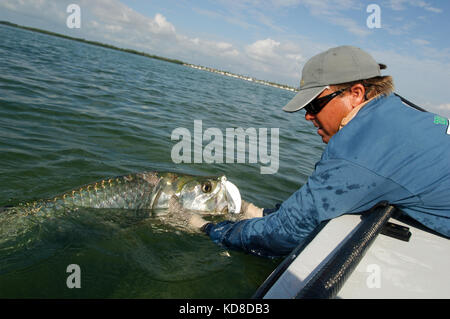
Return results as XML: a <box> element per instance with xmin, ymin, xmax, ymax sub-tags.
<box><xmin>190</xmin><ymin>45</ymin><xmax>450</xmax><ymax>258</ymax></box>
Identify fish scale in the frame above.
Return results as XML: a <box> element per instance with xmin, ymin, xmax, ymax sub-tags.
<box><xmin>2</xmin><ymin>172</ymin><xmax>237</xmax><ymax>221</ymax></box>
<box><xmin>8</xmin><ymin>173</ymin><xmax>160</xmax><ymax>217</ymax></box>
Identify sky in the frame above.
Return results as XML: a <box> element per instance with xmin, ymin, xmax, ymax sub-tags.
<box><xmin>1</xmin><ymin>0</ymin><xmax>449</xmax><ymax>116</ymax></box>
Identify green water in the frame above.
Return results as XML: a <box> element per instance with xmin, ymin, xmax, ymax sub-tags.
<box><xmin>0</xmin><ymin>24</ymin><xmax>324</xmax><ymax>298</ymax></box>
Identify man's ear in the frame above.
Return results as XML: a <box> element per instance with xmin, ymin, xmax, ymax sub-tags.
<box><xmin>349</xmin><ymin>83</ymin><xmax>366</xmax><ymax>107</ymax></box>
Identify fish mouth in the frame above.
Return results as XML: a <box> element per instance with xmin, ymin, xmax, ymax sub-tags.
<box><xmin>221</xmin><ymin>176</ymin><xmax>242</xmax><ymax>214</ymax></box>
<box><xmin>221</xmin><ymin>205</ymin><xmax>229</xmax><ymax>214</ymax></box>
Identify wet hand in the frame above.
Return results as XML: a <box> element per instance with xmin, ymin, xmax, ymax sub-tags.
<box><xmin>240</xmin><ymin>200</ymin><xmax>263</xmax><ymax>219</ymax></box>
<box><xmin>188</xmin><ymin>213</ymin><xmax>209</xmax><ymax>231</ymax></box>
<box><xmin>166</xmin><ymin>195</ymin><xmax>208</xmax><ymax>231</ymax></box>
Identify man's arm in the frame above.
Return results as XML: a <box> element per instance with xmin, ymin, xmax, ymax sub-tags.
<box><xmin>199</xmin><ymin>159</ymin><xmax>417</xmax><ymax>258</ymax></box>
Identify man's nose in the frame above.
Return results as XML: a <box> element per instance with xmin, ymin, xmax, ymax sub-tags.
<box><xmin>305</xmin><ymin>112</ymin><xmax>315</xmax><ymax>121</ymax></box>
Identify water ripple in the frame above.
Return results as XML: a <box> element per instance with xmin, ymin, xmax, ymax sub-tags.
<box><xmin>0</xmin><ymin>24</ymin><xmax>321</xmax><ymax>298</ymax></box>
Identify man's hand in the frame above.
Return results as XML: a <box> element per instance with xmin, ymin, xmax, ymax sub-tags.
<box><xmin>188</xmin><ymin>213</ymin><xmax>209</xmax><ymax>231</ymax></box>
<box><xmin>186</xmin><ymin>201</ymin><xmax>264</xmax><ymax>231</ymax></box>
<box><xmin>186</xmin><ymin>201</ymin><xmax>264</xmax><ymax>234</ymax></box>
<box><xmin>240</xmin><ymin>200</ymin><xmax>263</xmax><ymax>219</ymax></box>
<box><xmin>167</xmin><ymin>195</ymin><xmax>209</xmax><ymax>232</ymax></box>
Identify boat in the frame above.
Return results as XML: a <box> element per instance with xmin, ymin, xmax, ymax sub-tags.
<box><xmin>253</xmin><ymin>203</ymin><xmax>450</xmax><ymax>299</ymax></box>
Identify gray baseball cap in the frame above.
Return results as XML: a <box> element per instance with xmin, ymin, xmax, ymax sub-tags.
<box><xmin>283</xmin><ymin>45</ymin><xmax>386</xmax><ymax>112</ymax></box>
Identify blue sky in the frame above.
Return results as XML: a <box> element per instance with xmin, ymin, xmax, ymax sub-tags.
<box><xmin>1</xmin><ymin>0</ymin><xmax>449</xmax><ymax>116</ymax></box>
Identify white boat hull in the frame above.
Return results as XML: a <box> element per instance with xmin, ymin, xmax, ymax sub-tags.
<box><xmin>262</xmin><ymin>214</ymin><xmax>450</xmax><ymax>299</ymax></box>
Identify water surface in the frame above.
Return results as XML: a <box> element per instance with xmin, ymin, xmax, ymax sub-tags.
<box><xmin>0</xmin><ymin>24</ymin><xmax>324</xmax><ymax>298</ymax></box>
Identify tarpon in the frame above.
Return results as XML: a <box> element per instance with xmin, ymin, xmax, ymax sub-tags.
<box><xmin>1</xmin><ymin>172</ymin><xmax>242</xmax><ymax>228</ymax></box>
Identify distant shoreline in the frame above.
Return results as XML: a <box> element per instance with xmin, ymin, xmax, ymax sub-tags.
<box><xmin>0</xmin><ymin>21</ymin><xmax>185</xmax><ymax>64</ymax></box>
<box><xmin>0</xmin><ymin>20</ymin><xmax>299</xmax><ymax>93</ymax></box>
<box><xmin>183</xmin><ymin>63</ymin><xmax>298</xmax><ymax>92</ymax></box>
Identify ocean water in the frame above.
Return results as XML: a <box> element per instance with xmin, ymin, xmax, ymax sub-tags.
<box><xmin>0</xmin><ymin>24</ymin><xmax>324</xmax><ymax>298</ymax></box>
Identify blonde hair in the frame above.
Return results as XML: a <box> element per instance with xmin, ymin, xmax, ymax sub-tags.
<box><xmin>332</xmin><ymin>76</ymin><xmax>394</xmax><ymax>100</ymax></box>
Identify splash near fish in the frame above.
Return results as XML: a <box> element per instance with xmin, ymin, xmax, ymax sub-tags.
<box><xmin>1</xmin><ymin>171</ymin><xmax>242</xmax><ymax>231</ymax></box>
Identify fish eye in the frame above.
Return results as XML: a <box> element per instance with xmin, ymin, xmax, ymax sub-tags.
<box><xmin>201</xmin><ymin>181</ymin><xmax>212</xmax><ymax>193</ymax></box>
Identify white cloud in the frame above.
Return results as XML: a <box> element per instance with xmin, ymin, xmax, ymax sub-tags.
<box><xmin>150</xmin><ymin>13</ymin><xmax>176</xmax><ymax>35</ymax></box>
<box><xmin>412</xmin><ymin>38</ymin><xmax>431</xmax><ymax>46</ymax></box>
<box><xmin>427</xmin><ymin>103</ymin><xmax>450</xmax><ymax>117</ymax></box>
<box><xmin>85</xmin><ymin>0</ymin><xmax>133</xmax><ymax>24</ymax></box>
<box><xmin>386</xmin><ymin>0</ymin><xmax>408</xmax><ymax>10</ymax></box>
<box><xmin>0</xmin><ymin>0</ymin><xmax>66</xmax><ymax>23</ymax></box>
<box><xmin>414</xmin><ymin>1</ymin><xmax>442</xmax><ymax>13</ymax></box>
<box><xmin>385</xmin><ymin>0</ymin><xmax>442</xmax><ymax>13</ymax></box>
<box><xmin>1</xmin><ymin>0</ymin><xmax>17</xmax><ymax>10</ymax></box>
<box><xmin>294</xmin><ymin>0</ymin><xmax>369</xmax><ymax>36</ymax></box>
<box><xmin>179</xmin><ymin>35</ymin><xmax>240</xmax><ymax>59</ymax></box>
<box><xmin>370</xmin><ymin>48</ymin><xmax>450</xmax><ymax>117</ymax></box>
<box><xmin>246</xmin><ymin>38</ymin><xmax>281</xmax><ymax>62</ymax></box>
<box><xmin>328</xmin><ymin>16</ymin><xmax>370</xmax><ymax>37</ymax></box>
<box><xmin>242</xmin><ymin>38</ymin><xmax>306</xmax><ymax>82</ymax></box>
<box><xmin>216</xmin><ymin>42</ymin><xmax>233</xmax><ymax>50</ymax></box>
<box><xmin>435</xmin><ymin>103</ymin><xmax>450</xmax><ymax>111</ymax></box>
<box><xmin>270</xmin><ymin>0</ymin><xmax>302</xmax><ymax>6</ymax></box>
<box><xmin>210</xmin><ymin>0</ymin><xmax>368</xmax><ymax>36</ymax></box>
<box><xmin>424</xmin><ymin>6</ymin><xmax>442</xmax><ymax>13</ymax></box>
<box><xmin>1</xmin><ymin>0</ymin><xmax>448</xmax><ymax>103</ymax></box>
<box><xmin>382</xmin><ymin>1</ymin><xmax>442</xmax><ymax>40</ymax></box>
<box><xmin>383</xmin><ymin>21</ymin><xmax>416</xmax><ymax>36</ymax></box>
<box><xmin>104</xmin><ymin>24</ymin><xmax>123</xmax><ymax>32</ymax></box>
<box><xmin>0</xmin><ymin>0</ymin><xmax>243</xmax><ymax>74</ymax></box>
<box><xmin>193</xmin><ymin>7</ymin><xmax>258</xmax><ymax>30</ymax></box>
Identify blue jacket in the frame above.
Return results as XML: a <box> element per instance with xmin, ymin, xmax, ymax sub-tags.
<box><xmin>204</xmin><ymin>94</ymin><xmax>450</xmax><ymax>257</ymax></box>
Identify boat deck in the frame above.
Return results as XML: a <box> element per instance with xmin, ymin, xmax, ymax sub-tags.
<box><xmin>259</xmin><ymin>213</ymin><xmax>450</xmax><ymax>299</ymax></box>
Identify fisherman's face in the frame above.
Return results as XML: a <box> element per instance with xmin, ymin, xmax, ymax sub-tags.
<box><xmin>304</xmin><ymin>84</ymin><xmax>365</xmax><ymax>144</ymax></box>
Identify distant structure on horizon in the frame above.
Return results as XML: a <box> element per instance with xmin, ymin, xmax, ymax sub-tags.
<box><xmin>183</xmin><ymin>63</ymin><xmax>299</xmax><ymax>93</ymax></box>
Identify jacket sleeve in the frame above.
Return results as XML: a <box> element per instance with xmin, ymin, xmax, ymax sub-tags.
<box><xmin>204</xmin><ymin>158</ymin><xmax>416</xmax><ymax>258</ymax></box>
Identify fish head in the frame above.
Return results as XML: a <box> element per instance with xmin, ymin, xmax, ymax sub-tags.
<box><xmin>161</xmin><ymin>174</ymin><xmax>241</xmax><ymax>215</ymax></box>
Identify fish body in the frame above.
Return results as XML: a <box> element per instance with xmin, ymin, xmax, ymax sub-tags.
<box><xmin>5</xmin><ymin>172</ymin><xmax>240</xmax><ymax>218</ymax></box>
<box><xmin>0</xmin><ymin>172</ymin><xmax>241</xmax><ymax>276</ymax></box>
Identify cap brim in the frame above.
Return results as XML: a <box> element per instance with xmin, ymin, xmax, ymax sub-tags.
<box><xmin>282</xmin><ymin>86</ymin><xmax>327</xmax><ymax>112</ymax></box>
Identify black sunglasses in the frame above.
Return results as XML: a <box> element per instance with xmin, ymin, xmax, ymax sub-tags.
<box><xmin>304</xmin><ymin>88</ymin><xmax>348</xmax><ymax>115</ymax></box>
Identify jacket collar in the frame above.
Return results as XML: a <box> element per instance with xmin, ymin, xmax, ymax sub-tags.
<box><xmin>338</xmin><ymin>94</ymin><xmax>382</xmax><ymax>131</ymax></box>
